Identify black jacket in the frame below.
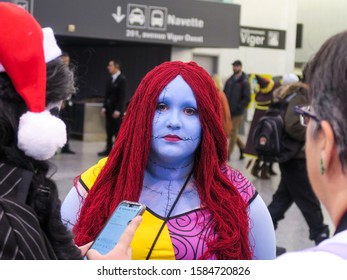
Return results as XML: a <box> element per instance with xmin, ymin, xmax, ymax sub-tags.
<box><xmin>103</xmin><ymin>73</ymin><xmax>127</xmax><ymax>115</ymax></box>
<box><xmin>223</xmin><ymin>72</ymin><xmax>251</xmax><ymax>116</ymax></box>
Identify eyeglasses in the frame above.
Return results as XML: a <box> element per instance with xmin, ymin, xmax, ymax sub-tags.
<box><xmin>294</xmin><ymin>105</ymin><xmax>321</xmax><ymax>127</ymax></box>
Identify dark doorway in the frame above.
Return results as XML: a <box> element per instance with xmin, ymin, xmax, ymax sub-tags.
<box><xmin>57</xmin><ymin>36</ymin><xmax>171</xmax><ymax>103</ymax></box>
<box><xmin>56</xmin><ymin>37</ymin><xmax>171</xmax><ymax>139</ymax></box>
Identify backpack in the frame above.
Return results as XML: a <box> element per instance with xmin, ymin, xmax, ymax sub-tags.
<box><xmin>252</xmin><ymin>93</ymin><xmax>303</xmax><ymax>163</ymax></box>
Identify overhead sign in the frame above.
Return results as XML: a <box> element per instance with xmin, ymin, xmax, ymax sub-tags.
<box><xmin>240</xmin><ymin>26</ymin><xmax>286</xmax><ymax>49</ymax></box>
<box><xmin>33</xmin><ymin>0</ymin><xmax>240</xmax><ymax>48</ymax></box>
<box><xmin>14</xmin><ymin>0</ymin><xmax>33</xmax><ymax>13</ymax></box>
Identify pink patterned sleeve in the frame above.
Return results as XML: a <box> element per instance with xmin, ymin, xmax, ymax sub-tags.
<box><xmin>220</xmin><ymin>165</ymin><xmax>257</xmax><ymax>204</ymax></box>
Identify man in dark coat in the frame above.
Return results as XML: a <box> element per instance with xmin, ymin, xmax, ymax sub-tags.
<box><xmin>224</xmin><ymin>60</ymin><xmax>251</xmax><ymax>160</ymax></box>
<box><xmin>98</xmin><ymin>59</ymin><xmax>127</xmax><ymax>156</ymax></box>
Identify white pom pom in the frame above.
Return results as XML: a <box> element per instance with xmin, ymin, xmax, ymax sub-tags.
<box><xmin>17</xmin><ymin>111</ymin><xmax>67</xmax><ymax>160</ymax></box>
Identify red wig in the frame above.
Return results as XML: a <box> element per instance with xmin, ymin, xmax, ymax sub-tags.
<box><xmin>73</xmin><ymin>61</ymin><xmax>252</xmax><ymax>259</ymax></box>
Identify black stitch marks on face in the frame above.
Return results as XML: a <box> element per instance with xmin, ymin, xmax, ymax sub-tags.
<box><xmin>151</xmin><ymin>135</ymin><xmax>200</xmax><ymax>142</ymax></box>
<box><xmin>154</xmin><ymin>87</ymin><xmax>168</xmax><ymax>125</ymax></box>
<box><xmin>181</xmin><ymin>136</ymin><xmax>200</xmax><ymax>142</ymax></box>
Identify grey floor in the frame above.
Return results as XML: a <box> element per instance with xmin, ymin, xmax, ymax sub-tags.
<box><xmin>50</xmin><ymin>136</ymin><xmax>334</xmax><ymax>255</ymax></box>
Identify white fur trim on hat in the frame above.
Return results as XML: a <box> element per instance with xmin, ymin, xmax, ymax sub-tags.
<box><xmin>17</xmin><ymin>111</ymin><xmax>67</xmax><ymax>160</ymax></box>
<box><xmin>42</xmin><ymin>27</ymin><xmax>62</xmax><ymax>63</ymax></box>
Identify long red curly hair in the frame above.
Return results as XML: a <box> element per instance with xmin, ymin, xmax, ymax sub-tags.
<box><xmin>73</xmin><ymin>61</ymin><xmax>252</xmax><ymax>259</ymax></box>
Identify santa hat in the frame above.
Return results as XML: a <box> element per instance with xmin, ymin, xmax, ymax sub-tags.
<box><xmin>255</xmin><ymin>74</ymin><xmax>274</xmax><ymax>94</ymax></box>
<box><xmin>0</xmin><ymin>3</ymin><xmax>66</xmax><ymax>160</ymax></box>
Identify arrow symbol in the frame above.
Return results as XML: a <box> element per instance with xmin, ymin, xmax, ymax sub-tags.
<box><xmin>112</xmin><ymin>6</ymin><xmax>125</xmax><ymax>23</ymax></box>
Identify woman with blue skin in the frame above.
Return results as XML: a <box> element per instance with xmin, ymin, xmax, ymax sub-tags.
<box><xmin>61</xmin><ymin>61</ymin><xmax>275</xmax><ymax>259</ymax></box>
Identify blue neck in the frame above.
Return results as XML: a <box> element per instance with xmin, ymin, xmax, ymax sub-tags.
<box><xmin>145</xmin><ymin>155</ymin><xmax>194</xmax><ymax>181</ymax></box>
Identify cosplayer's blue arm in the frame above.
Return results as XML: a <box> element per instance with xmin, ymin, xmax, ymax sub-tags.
<box><xmin>248</xmin><ymin>195</ymin><xmax>276</xmax><ymax>259</ymax></box>
<box><xmin>60</xmin><ymin>185</ymin><xmax>85</xmax><ymax>231</ymax></box>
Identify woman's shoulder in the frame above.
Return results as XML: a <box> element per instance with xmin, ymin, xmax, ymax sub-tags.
<box><xmin>79</xmin><ymin>157</ymin><xmax>108</xmax><ymax>191</ymax></box>
<box><xmin>220</xmin><ymin>164</ymin><xmax>257</xmax><ymax>204</ymax></box>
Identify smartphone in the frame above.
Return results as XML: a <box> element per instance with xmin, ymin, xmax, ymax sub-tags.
<box><xmin>87</xmin><ymin>200</ymin><xmax>146</xmax><ymax>256</ymax></box>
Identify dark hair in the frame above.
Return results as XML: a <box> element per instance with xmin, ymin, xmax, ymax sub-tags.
<box><xmin>232</xmin><ymin>60</ymin><xmax>242</xmax><ymax>66</ymax></box>
<box><xmin>110</xmin><ymin>59</ymin><xmax>121</xmax><ymax>69</ymax></box>
<box><xmin>0</xmin><ymin>57</ymin><xmax>81</xmax><ymax>259</ymax></box>
<box><xmin>304</xmin><ymin>30</ymin><xmax>347</xmax><ymax>168</ymax></box>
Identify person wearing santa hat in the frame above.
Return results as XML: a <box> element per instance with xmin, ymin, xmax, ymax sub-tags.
<box><xmin>244</xmin><ymin>75</ymin><xmax>280</xmax><ymax>179</ymax></box>
<box><xmin>0</xmin><ymin>2</ymin><xmax>140</xmax><ymax>260</ymax></box>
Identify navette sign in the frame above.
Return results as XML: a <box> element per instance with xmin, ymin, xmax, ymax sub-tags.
<box><xmin>34</xmin><ymin>0</ymin><xmax>241</xmax><ymax>48</ymax></box>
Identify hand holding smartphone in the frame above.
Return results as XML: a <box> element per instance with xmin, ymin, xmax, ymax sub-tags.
<box><xmin>87</xmin><ymin>200</ymin><xmax>145</xmax><ymax>256</ymax></box>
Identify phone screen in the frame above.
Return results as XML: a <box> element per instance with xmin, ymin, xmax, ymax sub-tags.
<box><xmin>88</xmin><ymin>201</ymin><xmax>145</xmax><ymax>255</ymax></box>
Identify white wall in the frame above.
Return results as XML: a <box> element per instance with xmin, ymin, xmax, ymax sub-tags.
<box><xmin>172</xmin><ymin>0</ymin><xmax>298</xmax><ymax>83</ymax></box>
<box><xmin>296</xmin><ymin>0</ymin><xmax>347</xmax><ymax>63</ymax></box>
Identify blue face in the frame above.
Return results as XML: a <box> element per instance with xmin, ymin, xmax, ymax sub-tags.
<box><xmin>150</xmin><ymin>75</ymin><xmax>202</xmax><ymax>166</ymax></box>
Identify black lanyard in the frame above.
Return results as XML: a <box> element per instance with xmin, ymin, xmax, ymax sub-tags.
<box><xmin>145</xmin><ymin>173</ymin><xmax>192</xmax><ymax>260</ymax></box>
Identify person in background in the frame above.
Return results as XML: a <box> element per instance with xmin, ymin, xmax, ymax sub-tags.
<box><xmin>267</xmin><ymin>82</ymin><xmax>329</xmax><ymax>256</ymax></box>
<box><xmin>60</xmin><ymin>52</ymin><xmax>76</xmax><ymax>154</ymax></box>
<box><xmin>98</xmin><ymin>59</ymin><xmax>127</xmax><ymax>157</ymax></box>
<box><xmin>223</xmin><ymin>60</ymin><xmax>251</xmax><ymax>161</ymax></box>
<box><xmin>61</xmin><ymin>61</ymin><xmax>276</xmax><ymax>260</ymax></box>
<box><xmin>278</xmin><ymin>30</ymin><xmax>347</xmax><ymax>260</ymax></box>
<box><xmin>0</xmin><ymin>3</ymin><xmax>140</xmax><ymax>260</ymax></box>
<box><xmin>211</xmin><ymin>74</ymin><xmax>232</xmax><ymax>140</ymax></box>
<box><xmin>244</xmin><ymin>75</ymin><xmax>280</xmax><ymax>179</ymax></box>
